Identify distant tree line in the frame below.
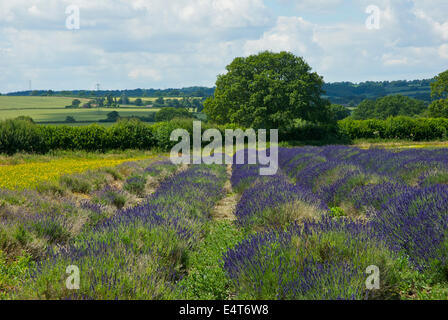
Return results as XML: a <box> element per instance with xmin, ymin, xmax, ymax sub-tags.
<box><xmin>6</xmin><ymin>79</ymin><xmax>434</xmax><ymax>107</ymax></box>
<box><xmin>350</xmin><ymin>71</ymin><xmax>448</xmax><ymax>120</ymax></box>
<box><xmin>8</xmin><ymin>87</ymin><xmax>215</xmax><ymax>98</ymax></box>
<box><xmin>323</xmin><ymin>79</ymin><xmax>433</xmax><ymax>106</ymax></box>
<box><xmin>64</xmin><ymin>95</ymin><xmax>205</xmax><ymax>112</ymax></box>
<box><xmin>62</xmin><ymin>107</ymin><xmax>194</xmax><ymax>124</ymax></box>
<box><xmin>352</xmin><ymin>95</ymin><xmax>427</xmax><ymax>120</ymax></box>
<box><xmin>151</xmin><ymin>97</ymin><xmax>204</xmax><ymax>111</ymax></box>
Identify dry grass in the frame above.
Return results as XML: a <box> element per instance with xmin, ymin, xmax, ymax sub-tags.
<box><xmin>281</xmin><ymin>200</ymin><xmax>326</xmax><ymax>222</ymax></box>
<box><xmin>211</xmin><ymin>165</ymin><xmax>238</xmax><ymax>221</ymax></box>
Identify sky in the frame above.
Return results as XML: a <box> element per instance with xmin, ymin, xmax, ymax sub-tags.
<box><xmin>0</xmin><ymin>0</ymin><xmax>447</xmax><ymax>93</ymax></box>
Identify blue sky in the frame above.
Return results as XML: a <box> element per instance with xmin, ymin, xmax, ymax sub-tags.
<box><xmin>0</xmin><ymin>0</ymin><xmax>447</xmax><ymax>93</ymax></box>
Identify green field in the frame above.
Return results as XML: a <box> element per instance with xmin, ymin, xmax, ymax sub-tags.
<box><xmin>0</xmin><ymin>96</ymin><xmax>91</xmax><ymax>109</ymax></box>
<box><xmin>0</xmin><ymin>96</ymin><xmax>160</xmax><ymax>123</ymax></box>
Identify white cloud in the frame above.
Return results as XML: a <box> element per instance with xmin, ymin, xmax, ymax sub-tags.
<box><xmin>414</xmin><ymin>9</ymin><xmax>448</xmax><ymax>41</ymax></box>
<box><xmin>0</xmin><ymin>0</ymin><xmax>447</xmax><ymax>92</ymax></box>
<box><xmin>244</xmin><ymin>16</ymin><xmax>319</xmax><ymax>56</ymax></box>
<box><xmin>27</xmin><ymin>5</ymin><xmax>41</xmax><ymax>16</ymax></box>
<box><xmin>128</xmin><ymin>68</ymin><xmax>162</xmax><ymax>81</ymax></box>
<box><xmin>382</xmin><ymin>55</ymin><xmax>408</xmax><ymax>66</ymax></box>
<box><xmin>439</xmin><ymin>44</ymin><xmax>448</xmax><ymax>59</ymax></box>
<box><xmin>243</xmin><ymin>0</ymin><xmax>448</xmax><ymax>82</ymax></box>
<box><xmin>294</xmin><ymin>0</ymin><xmax>343</xmax><ymax>12</ymax></box>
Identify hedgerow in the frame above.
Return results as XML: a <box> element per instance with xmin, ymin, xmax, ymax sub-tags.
<box><xmin>338</xmin><ymin>117</ymin><xmax>448</xmax><ymax>141</ymax></box>
<box><xmin>2</xmin><ymin>116</ymin><xmax>448</xmax><ymax>155</ymax></box>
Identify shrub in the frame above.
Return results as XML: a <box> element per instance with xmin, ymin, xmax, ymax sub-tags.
<box><xmin>65</xmin><ymin>116</ymin><xmax>76</xmax><ymax>123</ymax></box>
<box><xmin>40</xmin><ymin>125</ymin><xmax>110</xmax><ymax>151</ymax></box>
<box><xmin>352</xmin><ymin>95</ymin><xmax>427</xmax><ymax>120</ymax></box>
<box><xmin>0</xmin><ymin>119</ymin><xmax>47</xmax><ymax>154</ymax></box>
<box><xmin>338</xmin><ymin>117</ymin><xmax>448</xmax><ymax>141</ymax></box>
<box><xmin>330</xmin><ymin>207</ymin><xmax>346</xmax><ymax>218</ymax></box>
<box><xmin>280</xmin><ymin>120</ymin><xmax>339</xmax><ymax>142</ymax></box>
<box><xmin>155</xmin><ymin>107</ymin><xmax>192</xmax><ymax>122</ymax></box>
<box><xmin>109</xmin><ymin>119</ymin><xmax>155</xmax><ymax>150</ymax></box>
<box><xmin>29</xmin><ymin>216</ymin><xmax>70</xmax><ymax>244</ymax></box>
<box><xmin>124</xmin><ymin>176</ymin><xmax>147</xmax><ymax>196</ymax></box>
<box><xmin>151</xmin><ymin>118</ymin><xmax>197</xmax><ymax>151</ymax></box>
<box><xmin>60</xmin><ymin>175</ymin><xmax>92</xmax><ymax>194</ymax></box>
<box><xmin>95</xmin><ymin>186</ymin><xmax>127</xmax><ymax>209</ymax></box>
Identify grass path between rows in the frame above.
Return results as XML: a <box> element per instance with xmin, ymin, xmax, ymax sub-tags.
<box><xmin>176</xmin><ymin>164</ymin><xmax>244</xmax><ymax>300</ymax></box>
<box><xmin>211</xmin><ymin>165</ymin><xmax>239</xmax><ymax>221</ymax></box>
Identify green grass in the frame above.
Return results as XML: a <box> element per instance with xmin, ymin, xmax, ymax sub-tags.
<box><xmin>0</xmin><ymin>250</ymin><xmax>34</xmax><ymax>299</ymax></box>
<box><xmin>1</xmin><ymin>107</ymin><xmax>159</xmax><ymax>123</ymax></box>
<box><xmin>0</xmin><ymin>96</ymin><xmax>91</xmax><ymax>110</ymax></box>
<box><xmin>176</xmin><ymin>220</ymin><xmax>244</xmax><ymax>300</ymax></box>
<box><xmin>0</xmin><ymin>96</ymin><xmax>160</xmax><ymax>124</ymax></box>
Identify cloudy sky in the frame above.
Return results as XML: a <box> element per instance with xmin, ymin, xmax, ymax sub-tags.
<box><xmin>0</xmin><ymin>0</ymin><xmax>447</xmax><ymax>93</ymax></box>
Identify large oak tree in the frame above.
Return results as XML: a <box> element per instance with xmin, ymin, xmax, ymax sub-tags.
<box><xmin>204</xmin><ymin>51</ymin><xmax>332</xmax><ymax>130</ymax></box>
<box><xmin>428</xmin><ymin>70</ymin><xmax>448</xmax><ymax>118</ymax></box>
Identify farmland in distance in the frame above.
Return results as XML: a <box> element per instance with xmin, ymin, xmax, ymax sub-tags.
<box><xmin>0</xmin><ymin>96</ymin><xmax>161</xmax><ymax>124</ymax></box>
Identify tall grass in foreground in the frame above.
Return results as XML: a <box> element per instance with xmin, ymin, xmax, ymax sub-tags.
<box><xmin>14</xmin><ymin>165</ymin><xmax>227</xmax><ymax>299</ymax></box>
<box><xmin>0</xmin><ymin>158</ymin><xmax>175</xmax><ymax>298</ymax></box>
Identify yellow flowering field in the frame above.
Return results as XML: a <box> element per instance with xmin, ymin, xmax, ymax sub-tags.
<box><xmin>0</xmin><ymin>157</ymin><xmax>145</xmax><ymax>190</ymax></box>
<box><xmin>356</xmin><ymin>141</ymin><xmax>448</xmax><ymax>150</ymax></box>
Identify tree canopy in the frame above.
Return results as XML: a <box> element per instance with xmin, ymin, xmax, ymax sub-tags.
<box><xmin>431</xmin><ymin>70</ymin><xmax>448</xmax><ymax>99</ymax></box>
<box><xmin>428</xmin><ymin>70</ymin><xmax>448</xmax><ymax>118</ymax></box>
<box><xmin>106</xmin><ymin>111</ymin><xmax>120</xmax><ymax>122</ymax></box>
<box><xmin>428</xmin><ymin>99</ymin><xmax>448</xmax><ymax>118</ymax></box>
<box><xmin>329</xmin><ymin>104</ymin><xmax>352</xmax><ymax>121</ymax></box>
<box><xmin>352</xmin><ymin>95</ymin><xmax>427</xmax><ymax>120</ymax></box>
<box><xmin>134</xmin><ymin>98</ymin><xmax>143</xmax><ymax>106</ymax></box>
<box><xmin>155</xmin><ymin>107</ymin><xmax>192</xmax><ymax>122</ymax></box>
<box><xmin>204</xmin><ymin>51</ymin><xmax>332</xmax><ymax>130</ymax></box>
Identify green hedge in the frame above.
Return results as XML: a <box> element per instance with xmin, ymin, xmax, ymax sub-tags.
<box><xmin>3</xmin><ymin>116</ymin><xmax>447</xmax><ymax>155</ymax></box>
<box><xmin>339</xmin><ymin>117</ymin><xmax>448</xmax><ymax>141</ymax></box>
<box><xmin>280</xmin><ymin>122</ymin><xmax>340</xmax><ymax>142</ymax></box>
<box><xmin>0</xmin><ymin>118</ymin><xmax>244</xmax><ymax>155</ymax></box>
<box><xmin>0</xmin><ymin>119</ymin><xmax>46</xmax><ymax>154</ymax></box>
<box><xmin>0</xmin><ymin>119</ymin><xmax>158</xmax><ymax>154</ymax></box>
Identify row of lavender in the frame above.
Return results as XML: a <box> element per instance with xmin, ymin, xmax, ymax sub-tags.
<box><xmin>17</xmin><ymin>163</ymin><xmax>227</xmax><ymax>299</ymax></box>
<box><xmin>224</xmin><ymin>147</ymin><xmax>448</xmax><ymax>299</ymax></box>
<box><xmin>279</xmin><ymin>146</ymin><xmax>448</xmax><ymax>270</ymax></box>
<box><xmin>0</xmin><ymin>159</ymin><xmax>178</xmax><ymax>262</ymax></box>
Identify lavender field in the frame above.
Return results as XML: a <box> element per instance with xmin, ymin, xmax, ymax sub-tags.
<box><xmin>1</xmin><ymin>146</ymin><xmax>448</xmax><ymax>300</ymax></box>
<box><xmin>227</xmin><ymin>146</ymin><xmax>448</xmax><ymax>299</ymax></box>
